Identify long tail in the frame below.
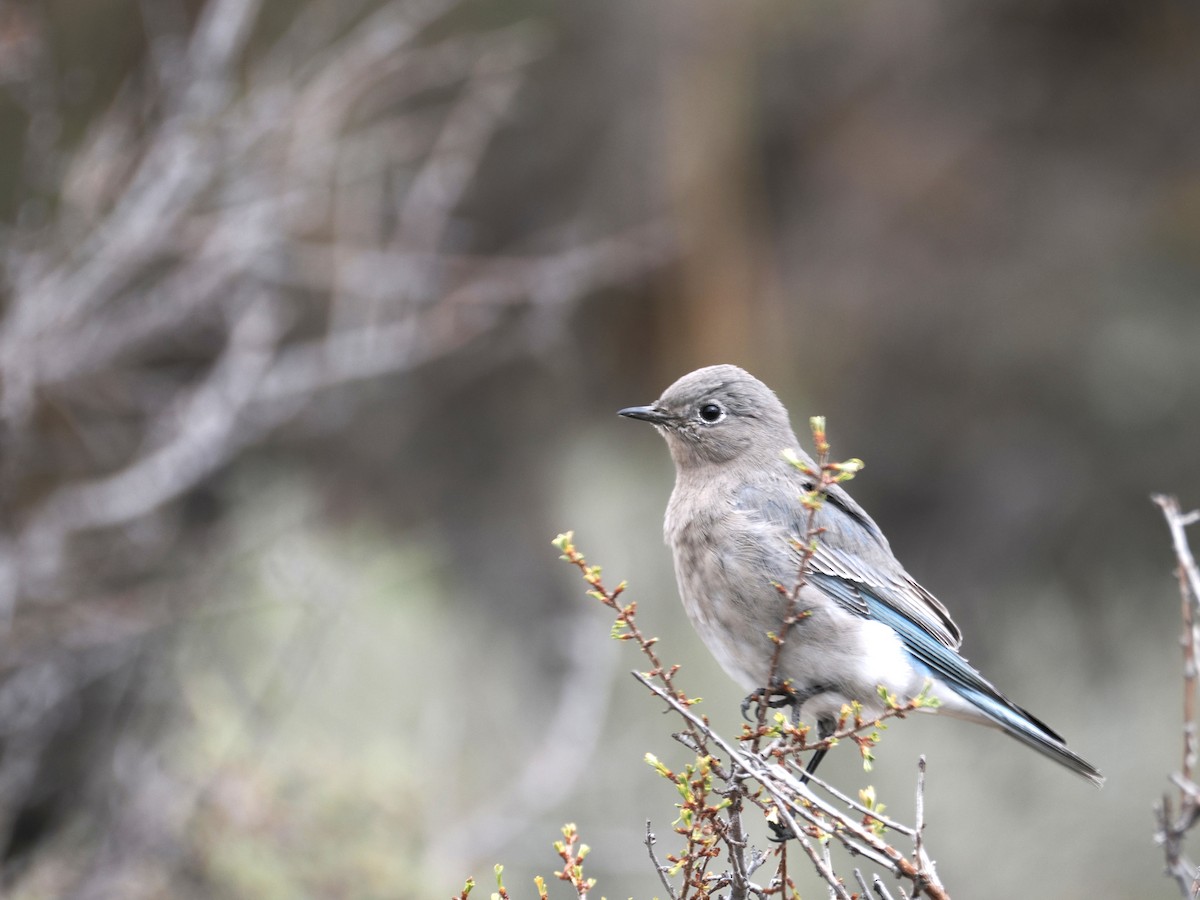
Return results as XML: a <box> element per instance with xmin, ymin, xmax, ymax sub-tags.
<box><xmin>942</xmin><ymin>682</ymin><xmax>1105</xmax><ymax>786</ymax></box>
<box><xmin>852</xmin><ymin>588</ymin><xmax>1105</xmax><ymax>786</ymax></box>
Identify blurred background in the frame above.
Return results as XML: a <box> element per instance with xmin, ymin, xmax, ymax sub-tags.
<box><xmin>1</xmin><ymin>0</ymin><xmax>1198</xmax><ymax>896</ymax></box>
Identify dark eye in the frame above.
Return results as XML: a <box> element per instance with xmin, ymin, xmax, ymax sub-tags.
<box><xmin>698</xmin><ymin>402</ymin><xmax>725</xmax><ymax>424</ymax></box>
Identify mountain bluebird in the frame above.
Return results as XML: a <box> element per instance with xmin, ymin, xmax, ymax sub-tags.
<box><xmin>619</xmin><ymin>364</ymin><xmax>1102</xmax><ymax>785</ymax></box>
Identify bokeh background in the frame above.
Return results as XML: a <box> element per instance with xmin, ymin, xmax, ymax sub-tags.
<box><xmin>1</xmin><ymin>0</ymin><xmax>1199</xmax><ymax>896</ymax></box>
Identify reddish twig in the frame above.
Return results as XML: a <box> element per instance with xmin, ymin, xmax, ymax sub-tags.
<box><xmin>749</xmin><ymin>418</ymin><xmax>864</xmax><ymax>755</ymax></box>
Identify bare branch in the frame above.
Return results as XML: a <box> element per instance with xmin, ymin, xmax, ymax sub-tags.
<box><xmin>914</xmin><ymin>756</ymin><xmax>934</xmax><ymax>882</ymax></box>
<box><xmin>16</xmin><ymin>298</ymin><xmax>283</xmax><ymax>604</ymax></box>
<box><xmin>631</xmin><ymin>670</ymin><xmax>950</xmax><ymax>899</ymax></box>
<box><xmin>1153</xmin><ymin>493</ymin><xmax>1200</xmax><ymax>898</ymax></box>
<box><xmin>645</xmin><ymin>821</ymin><xmax>679</xmax><ymax>900</ymax></box>
<box><xmin>0</xmin><ymin>3</ymin><xmax>670</xmax><ymax>888</ymax></box>
<box><xmin>423</xmin><ymin>610</ymin><xmax>618</xmax><ymax>868</ymax></box>
<box><xmin>186</xmin><ymin>0</ymin><xmax>264</xmax><ymax>90</ymax></box>
<box><xmin>873</xmin><ymin>874</ymin><xmax>898</xmax><ymax>900</ymax></box>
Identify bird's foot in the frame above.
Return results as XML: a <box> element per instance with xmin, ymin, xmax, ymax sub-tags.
<box><xmin>740</xmin><ymin>684</ymin><xmax>797</xmax><ymax>722</ymax></box>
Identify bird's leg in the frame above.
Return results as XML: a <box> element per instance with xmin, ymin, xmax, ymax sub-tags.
<box><xmin>801</xmin><ymin>714</ymin><xmax>837</xmax><ymax>783</ymax></box>
<box><xmin>769</xmin><ymin>714</ymin><xmax>837</xmax><ymax>843</ymax></box>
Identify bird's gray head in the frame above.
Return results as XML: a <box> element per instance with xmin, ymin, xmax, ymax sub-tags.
<box><xmin>619</xmin><ymin>364</ymin><xmax>796</xmax><ymax>469</ymax></box>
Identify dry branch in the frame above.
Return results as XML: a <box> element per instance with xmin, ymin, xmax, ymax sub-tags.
<box><xmin>1154</xmin><ymin>494</ymin><xmax>1200</xmax><ymax>898</ymax></box>
<box><xmin>0</xmin><ymin>0</ymin><xmax>670</xmax><ymax>888</ymax></box>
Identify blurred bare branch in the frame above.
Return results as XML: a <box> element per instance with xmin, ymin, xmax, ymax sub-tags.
<box><xmin>19</xmin><ymin>298</ymin><xmax>283</xmax><ymax>601</ymax></box>
<box><xmin>424</xmin><ymin>608</ymin><xmax>619</xmax><ymax>870</ymax></box>
<box><xmin>0</xmin><ymin>0</ymin><xmax>669</xmax><ymax>612</ymax></box>
<box><xmin>0</xmin><ymin>0</ymin><xmax>669</xmax><ymax>889</ymax></box>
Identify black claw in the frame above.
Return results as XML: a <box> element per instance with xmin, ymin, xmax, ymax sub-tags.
<box><xmin>741</xmin><ymin>685</ymin><xmax>799</xmax><ymax>722</ymax></box>
<box><xmin>740</xmin><ymin>693</ymin><xmax>755</xmax><ymax>722</ymax></box>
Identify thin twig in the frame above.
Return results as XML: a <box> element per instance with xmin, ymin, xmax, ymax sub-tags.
<box><xmin>823</xmin><ymin>839</ymin><xmax>838</xmax><ymax>899</ymax></box>
<box><xmin>1153</xmin><ymin>494</ymin><xmax>1200</xmax><ymax>898</ymax></box>
<box><xmin>724</xmin><ymin>781</ymin><xmax>752</xmax><ymax>900</ymax></box>
<box><xmin>634</xmin><ymin>671</ymin><xmax>951</xmax><ymax>899</ymax></box>
<box><xmin>424</xmin><ymin>612</ymin><xmax>618</xmax><ymax>868</ymax></box>
<box><xmin>644</xmin><ymin>821</ymin><xmax>679</xmax><ymax>900</ymax></box>
<box><xmin>750</xmin><ymin>426</ymin><xmax>833</xmax><ymax>749</ymax></box>
<box><xmin>913</xmin><ymin>755</ymin><xmax>931</xmax><ymax>884</ymax></box>
<box><xmin>1156</xmin><ymin>495</ymin><xmax>1200</xmax><ymax>792</ymax></box>
<box><xmin>772</xmin><ymin>802</ymin><xmax>852</xmax><ymax>900</ymax></box>
<box><xmin>854</xmin><ymin>869</ymin><xmax>872</xmax><ymax>896</ymax></box>
<box><xmin>778</xmin><ymin>758</ymin><xmax>917</xmax><ymax>838</ymax></box>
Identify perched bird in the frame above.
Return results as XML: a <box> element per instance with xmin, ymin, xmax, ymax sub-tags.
<box><xmin>619</xmin><ymin>364</ymin><xmax>1102</xmax><ymax>785</ymax></box>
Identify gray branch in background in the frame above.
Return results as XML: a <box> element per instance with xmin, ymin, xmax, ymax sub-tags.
<box><xmin>0</xmin><ymin>0</ymin><xmax>673</xmax><ymax>623</ymax></box>
<box><xmin>0</xmin><ymin>0</ymin><xmax>671</xmax><ymax>889</ymax></box>
<box><xmin>17</xmin><ymin>298</ymin><xmax>283</xmax><ymax>604</ymax></box>
<box><xmin>423</xmin><ymin>610</ymin><xmax>620</xmax><ymax>871</ymax></box>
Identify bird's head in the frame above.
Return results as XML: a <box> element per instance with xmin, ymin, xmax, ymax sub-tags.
<box><xmin>619</xmin><ymin>364</ymin><xmax>795</xmax><ymax>470</ymax></box>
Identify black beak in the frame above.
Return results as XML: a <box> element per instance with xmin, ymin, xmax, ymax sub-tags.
<box><xmin>618</xmin><ymin>404</ymin><xmax>671</xmax><ymax>424</ymax></box>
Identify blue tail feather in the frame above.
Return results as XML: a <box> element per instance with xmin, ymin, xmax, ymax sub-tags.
<box><xmin>811</xmin><ymin>574</ymin><xmax>1104</xmax><ymax>786</ymax></box>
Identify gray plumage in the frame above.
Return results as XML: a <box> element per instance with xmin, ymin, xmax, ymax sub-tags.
<box><xmin>619</xmin><ymin>364</ymin><xmax>1102</xmax><ymax>786</ymax></box>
